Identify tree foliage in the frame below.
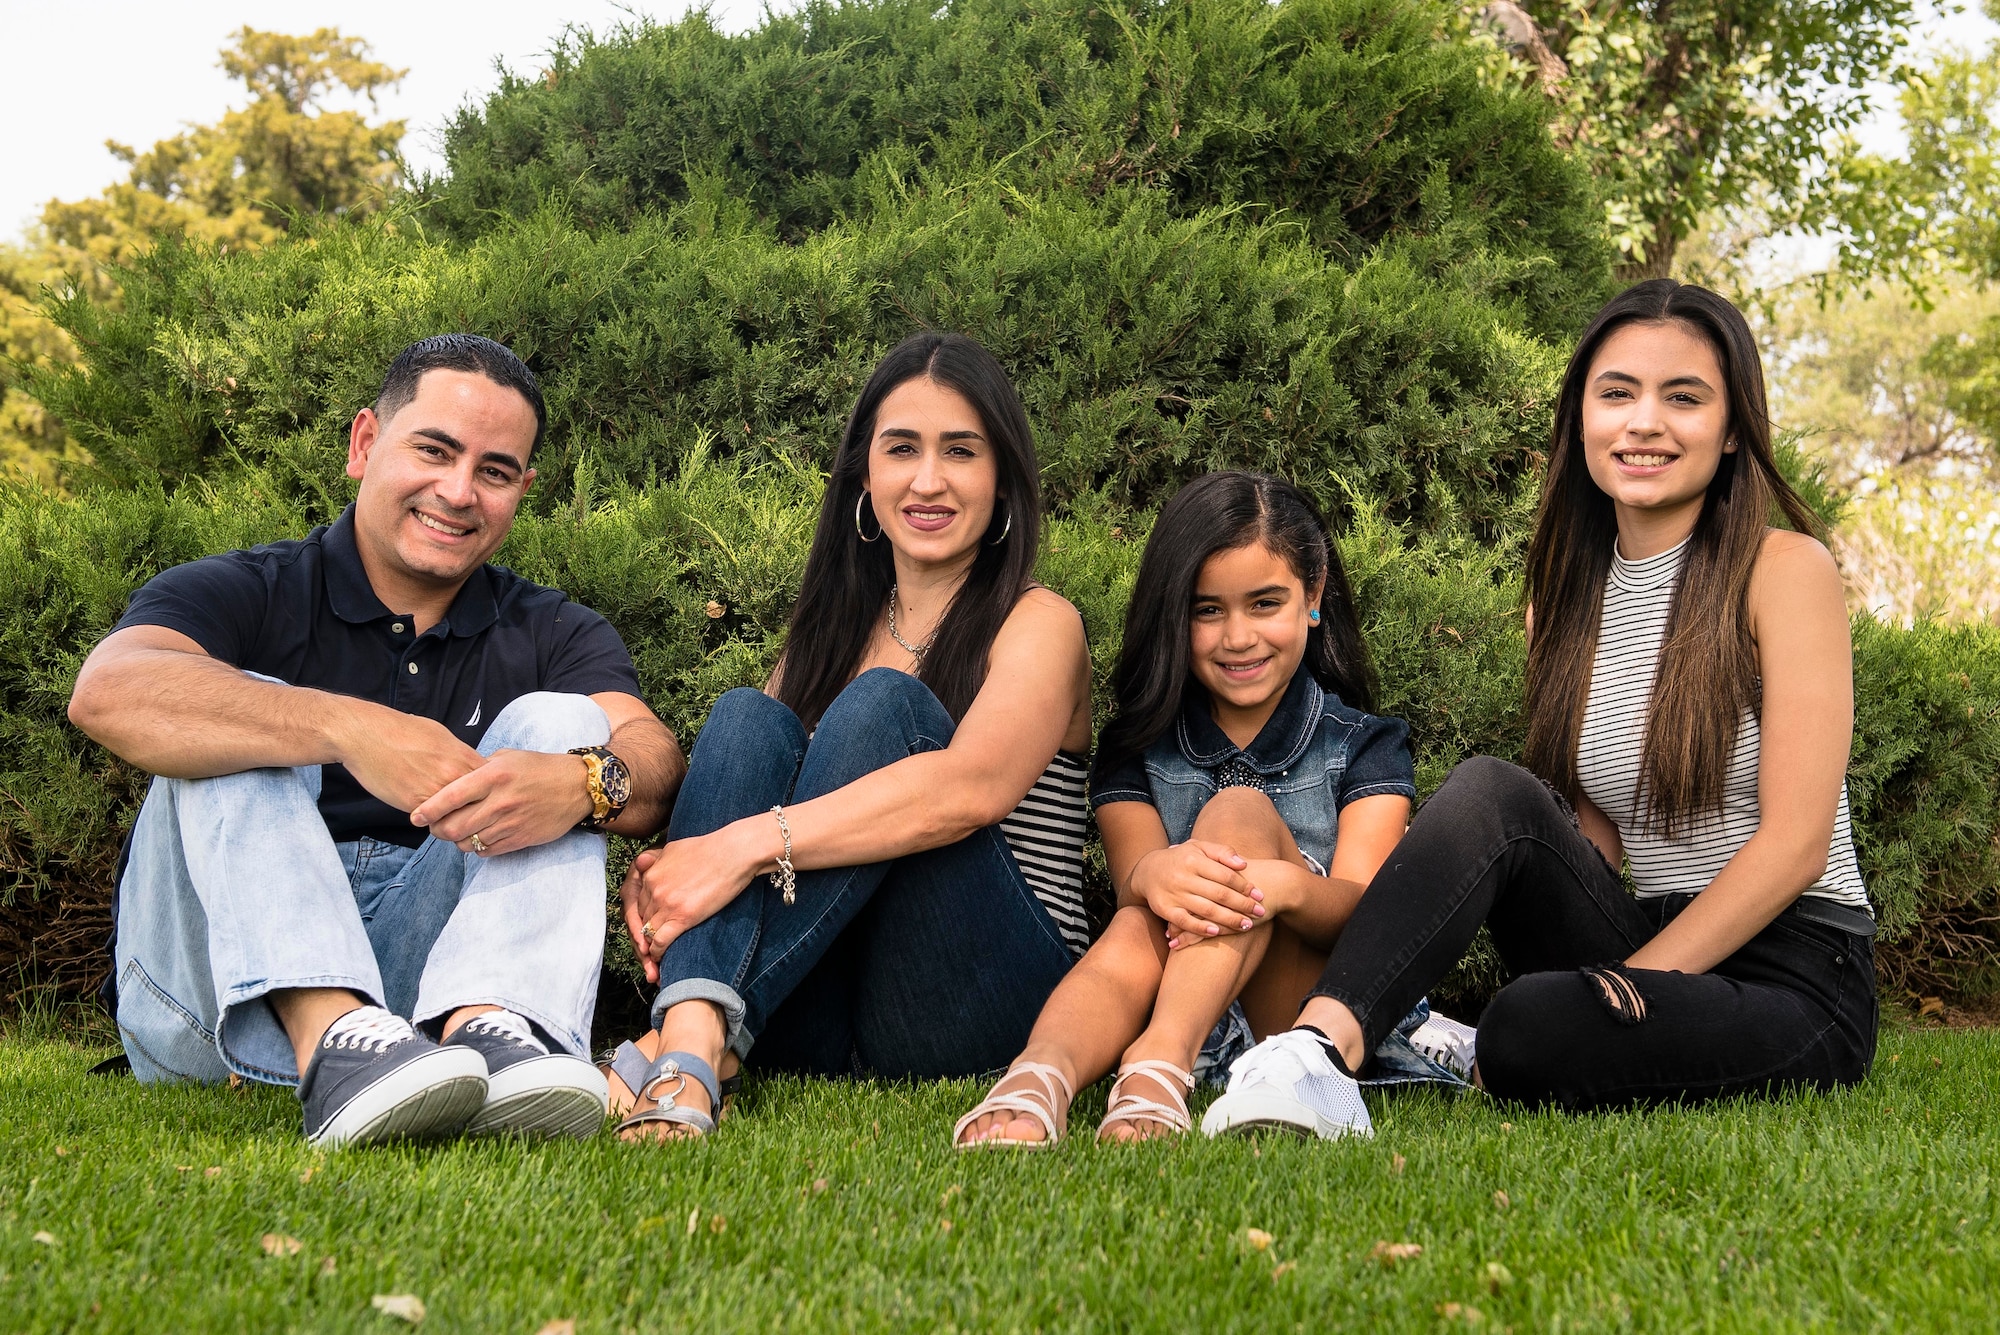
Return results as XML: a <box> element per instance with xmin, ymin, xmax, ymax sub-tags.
<box><xmin>1470</xmin><ymin>0</ymin><xmax>1914</xmax><ymax>278</ymax></box>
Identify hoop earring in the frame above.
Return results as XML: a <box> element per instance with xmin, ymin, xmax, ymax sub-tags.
<box><xmin>986</xmin><ymin>503</ymin><xmax>1013</xmax><ymax>547</ymax></box>
<box><xmin>855</xmin><ymin>491</ymin><xmax>882</xmax><ymax>543</ymax></box>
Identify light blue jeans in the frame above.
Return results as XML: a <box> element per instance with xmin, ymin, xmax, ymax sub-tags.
<box><xmin>112</xmin><ymin>691</ymin><xmax>612</xmax><ymax>1086</ymax></box>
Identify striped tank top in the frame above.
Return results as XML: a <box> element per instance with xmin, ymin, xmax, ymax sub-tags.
<box><xmin>999</xmin><ymin>751</ymin><xmax>1092</xmax><ymax>956</ymax></box>
<box><xmin>1574</xmin><ymin>536</ymin><xmax>1872</xmax><ymax>913</ymax></box>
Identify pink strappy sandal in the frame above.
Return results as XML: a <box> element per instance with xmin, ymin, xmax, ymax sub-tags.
<box><xmin>953</xmin><ymin>1061</ymin><xmax>1074</xmax><ymax>1150</ymax></box>
<box><xmin>1096</xmin><ymin>1059</ymin><xmax>1197</xmax><ymax>1142</ymax></box>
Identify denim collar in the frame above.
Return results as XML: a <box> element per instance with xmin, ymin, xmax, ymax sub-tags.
<box><xmin>322</xmin><ymin>504</ymin><xmax>500</xmax><ymax>637</ymax></box>
<box><xmin>1174</xmin><ymin>666</ymin><xmax>1324</xmax><ymax>775</ymax></box>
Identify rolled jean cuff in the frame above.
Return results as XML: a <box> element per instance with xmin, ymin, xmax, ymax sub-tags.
<box><xmin>651</xmin><ymin>978</ymin><xmax>750</xmax><ymax>1059</ymax></box>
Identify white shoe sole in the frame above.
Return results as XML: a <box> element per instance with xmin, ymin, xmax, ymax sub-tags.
<box><xmin>465</xmin><ymin>1055</ymin><xmax>610</xmax><ymax>1140</ymax></box>
<box><xmin>309</xmin><ymin>1047</ymin><xmax>490</xmax><ymax>1148</ymax></box>
<box><xmin>1200</xmin><ymin>1087</ymin><xmax>1373</xmax><ymax>1141</ymax></box>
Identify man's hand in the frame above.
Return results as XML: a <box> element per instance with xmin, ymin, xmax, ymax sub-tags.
<box><xmin>333</xmin><ymin>706</ymin><xmax>486</xmax><ymax>815</ymax></box>
<box><xmin>411</xmin><ymin>749</ymin><xmax>595</xmax><ymax>856</ymax></box>
<box><xmin>621</xmin><ymin>826</ymin><xmax>765</xmax><ymax>981</ymax></box>
<box><xmin>1131</xmin><ymin>840</ymin><xmax>1265</xmax><ymax>942</ymax></box>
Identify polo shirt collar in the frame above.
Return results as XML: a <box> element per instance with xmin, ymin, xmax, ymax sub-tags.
<box><xmin>1174</xmin><ymin>665</ymin><xmax>1323</xmax><ymax>775</ymax></box>
<box><xmin>321</xmin><ymin>504</ymin><xmax>500</xmax><ymax>637</ymax></box>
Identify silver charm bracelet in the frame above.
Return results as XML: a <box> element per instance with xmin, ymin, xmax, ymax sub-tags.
<box><xmin>769</xmin><ymin>805</ymin><xmax>797</xmax><ymax>905</ymax></box>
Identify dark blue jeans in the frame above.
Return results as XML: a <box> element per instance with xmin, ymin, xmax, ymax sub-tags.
<box><xmin>651</xmin><ymin>669</ymin><xmax>1074</xmax><ymax>1078</ymax></box>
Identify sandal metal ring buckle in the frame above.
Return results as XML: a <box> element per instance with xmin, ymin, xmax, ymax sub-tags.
<box><xmin>643</xmin><ymin>1063</ymin><xmax>687</xmax><ymax>1104</ymax></box>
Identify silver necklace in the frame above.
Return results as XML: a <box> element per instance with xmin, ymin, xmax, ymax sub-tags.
<box><xmin>886</xmin><ymin>585</ymin><xmax>938</xmax><ymax>661</ymax></box>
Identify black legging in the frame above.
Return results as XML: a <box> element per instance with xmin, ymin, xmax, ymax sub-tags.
<box><xmin>1311</xmin><ymin>756</ymin><xmax>1877</xmax><ymax>1109</ymax></box>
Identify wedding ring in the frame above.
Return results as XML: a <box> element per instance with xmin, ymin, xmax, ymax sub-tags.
<box><xmin>470</xmin><ymin>833</ymin><xmax>486</xmax><ymax>854</ymax></box>
<box><xmin>641</xmin><ymin>922</ymin><xmax>655</xmax><ymax>941</ymax></box>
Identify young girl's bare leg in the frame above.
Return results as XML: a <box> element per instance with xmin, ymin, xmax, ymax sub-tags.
<box><xmin>956</xmin><ymin>904</ymin><xmax>1168</xmax><ymax>1145</ymax></box>
<box><xmin>1102</xmin><ymin>787</ymin><xmax>1311</xmax><ymax>1141</ymax></box>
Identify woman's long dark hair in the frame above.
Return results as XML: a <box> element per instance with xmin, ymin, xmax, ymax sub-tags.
<box><xmin>775</xmin><ymin>331</ymin><xmax>1043</xmax><ymax>729</ymax></box>
<box><xmin>1096</xmin><ymin>471</ymin><xmax>1377</xmax><ymax>778</ymax></box>
<box><xmin>1524</xmin><ymin>279</ymin><xmax>1825</xmax><ymax>835</ymax></box>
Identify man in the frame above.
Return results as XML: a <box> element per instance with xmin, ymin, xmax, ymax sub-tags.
<box><xmin>69</xmin><ymin>334</ymin><xmax>683</xmax><ymax>1147</ymax></box>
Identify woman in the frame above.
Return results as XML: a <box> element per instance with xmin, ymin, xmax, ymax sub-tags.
<box><xmin>954</xmin><ymin>472</ymin><xmax>1414</xmax><ymax>1147</ymax></box>
<box><xmin>1204</xmin><ymin>279</ymin><xmax>1878</xmax><ymax>1135</ymax></box>
<box><xmin>607</xmin><ymin>331</ymin><xmax>1092</xmax><ymax>1139</ymax></box>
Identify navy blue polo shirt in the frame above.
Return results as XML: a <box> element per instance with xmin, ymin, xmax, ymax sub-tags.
<box><xmin>114</xmin><ymin>505</ymin><xmax>643</xmax><ymax>848</ymax></box>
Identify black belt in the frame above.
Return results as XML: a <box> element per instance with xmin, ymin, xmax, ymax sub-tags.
<box><xmin>1655</xmin><ymin>891</ymin><xmax>1877</xmax><ymax>940</ymax></box>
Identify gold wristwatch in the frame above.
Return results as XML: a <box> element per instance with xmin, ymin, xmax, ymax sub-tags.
<box><xmin>569</xmin><ymin>745</ymin><xmax>632</xmax><ymax>830</ymax></box>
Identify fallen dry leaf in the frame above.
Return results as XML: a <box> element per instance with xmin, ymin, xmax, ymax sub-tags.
<box><xmin>939</xmin><ymin>1218</ymin><xmax>954</xmax><ymax>1232</ymax></box>
<box><xmin>1482</xmin><ymin>1261</ymin><xmax>1514</xmax><ymax>1292</ymax></box>
<box><xmin>812</xmin><ymin>1178</ymin><xmax>829</xmax><ymax>1194</ymax></box>
<box><xmin>54</xmin><ymin>1146</ymin><xmax>66</xmax><ymax>1158</ymax></box>
<box><xmin>1921</xmin><ymin>996</ymin><xmax>1945</xmax><ymax>1018</ymax></box>
<box><xmin>299</xmin><ymin>1168</ymin><xmax>315</xmax><ymax>1184</ymax></box>
<box><xmin>1493</xmin><ymin>1190</ymin><xmax>1510</xmax><ymax>1211</ymax></box>
<box><xmin>1499</xmin><ymin>1122</ymin><xmax>1513</xmax><ymax>1133</ymax></box>
<box><xmin>1370</xmin><ymin>1240</ymin><xmax>1423</xmax><ymax>1266</ymax></box>
<box><xmin>1390</xmin><ymin>1153</ymin><xmax>1406</xmax><ymax>1175</ymax></box>
<box><xmin>1437</xmin><ymin>1301</ymin><xmax>1484</xmax><ymax>1324</ymax></box>
<box><xmin>686</xmin><ymin>1208</ymin><xmax>700</xmax><ymax>1235</ymax></box>
<box><xmin>709</xmin><ymin>1213</ymin><xmax>727</xmax><ymax>1234</ymax></box>
<box><xmin>705</xmin><ymin>600</ymin><xmax>727</xmax><ymax>619</ymax></box>
<box><xmin>320</xmin><ymin>1256</ymin><xmax>338</xmax><ymax>1277</ymax></box>
<box><xmin>371</xmin><ymin>1293</ymin><xmax>426</xmax><ymax>1323</ymax></box>
<box><xmin>32</xmin><ymin>1231</ymin><xmax>54</xmax><ymax>1246</ymax></box>
<box><xmin>1244</xmin><ymin>1228</ymin><xmax>1275</xmax><ymax>1251</ymax></box>
<box><xmin>260</xmin><ymin>1234</ymin><xmax>303</xmax><ymax>1257</ymax></box>
<box><xmin>1271</xmin><ymin>1260</ymin><xmax>1297</xmax><ymax>1280</ymax></box>
<box><xmin>941</xmin><ymin>1184</ymin><xmax>962</xmax><ymax>1206</ymax></box>
<box><xmin>535</xmin><ymin>1322</ymin><xmax>576</xmax><ymax>1335</ymax></box>
<box><xmin>204</xmin><ymin>1166</ymin><xmax>222</xmax><ymax>1179</ymax></box>
<box><xmin>175</xmin><ymin>1165</ymin><xmax>194</xmax><ymax>1173</ymax></box>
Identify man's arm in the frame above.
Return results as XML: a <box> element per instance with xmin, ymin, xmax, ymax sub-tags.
<box><xmin>409</xmin><ymin>691</ymin><xmax>682</xmax><ymax>855</ymax></box>
<box><xmin>69</xmin><ymin>625</ymin><xmax>484</xmax><ymax>809</ymax></box>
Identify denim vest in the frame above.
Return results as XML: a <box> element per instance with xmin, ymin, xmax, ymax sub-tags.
<box><xmin>1121</xmin><ymin>668</ymin><xmax>1414</xmax><ymax>873</ymax></box>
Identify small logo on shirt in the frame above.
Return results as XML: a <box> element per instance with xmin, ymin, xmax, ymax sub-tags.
<box><xmin>465</xmin><ymin>700</ymin><xmax>481</xmax><ymax>727</ymax></box>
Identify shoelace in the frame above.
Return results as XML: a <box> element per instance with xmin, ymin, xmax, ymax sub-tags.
<box><xmin>464</xmin><ymin>1010</ymin><xmax>546</xmax><ymax>1052</ymax></box>
<box><xmin>1230</xmin><ymin>1030</ymin><xmax>1328</xmax><ymax>1088</ymax></box>
<box><xmin>323</xmin><ymin>1007</ymin><xmax>417</xmax><ymax>1055</ymax></box>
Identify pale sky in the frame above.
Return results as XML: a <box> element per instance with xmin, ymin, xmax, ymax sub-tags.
<box><xmin>0</xmin><ymin>0</ymin><xmax>1992</xmax><ymax>248</ymax></box>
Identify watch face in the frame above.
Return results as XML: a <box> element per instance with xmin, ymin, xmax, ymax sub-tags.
<box><xmin>600</xmin><ymin>752</ymin><xmax>633</xmax><ymax>807</ymax></box>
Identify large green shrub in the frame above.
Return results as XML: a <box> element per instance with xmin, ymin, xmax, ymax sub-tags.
<box><xmin>425</xmin><ymin>0</ymin><xmax>1610</xmax><ymax>339</ymax></box>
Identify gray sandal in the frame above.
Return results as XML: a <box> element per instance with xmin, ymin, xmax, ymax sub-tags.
<box><xmin>607</xmin><ymin>1042</ymin><xmax>740</xmax><ymax>1139</ymax></box>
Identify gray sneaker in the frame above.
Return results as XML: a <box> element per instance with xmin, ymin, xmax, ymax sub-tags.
<box><xmin>299</xmin><ymin>1007</ymin><xmax>488</xmax><ymax>1148</ymax></box>
<box><xmin>444</xmin><ymin>1010</ymin><xmax>608</xmax><ymax>1139</ymax></box>
<box><xmin>1199</xmin><ymin>1029</ymin><xmax>1373</xmax><ymax>1140</ymax></box>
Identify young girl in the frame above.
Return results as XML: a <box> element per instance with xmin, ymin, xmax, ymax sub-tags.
<box><xmin>955</xmin><ymin>471</ymin><xmax>1416</xmax><ymax>1146</ymax></box>
<box><xmin>1205</xmin><ymin>280</ymin><xmax>1877</xmax><ymax>1137</ymax></box>
<box><xmin>605</xmin><ymin>331</ymin><xmax>1093</xmax><ymax>1139</ymax></box>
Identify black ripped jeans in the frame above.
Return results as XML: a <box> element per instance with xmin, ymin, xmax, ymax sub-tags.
<box><xmin>1310</xmin><ymin>756</ymin><xmax>1878</xmax><ymax>1110</ymax></box>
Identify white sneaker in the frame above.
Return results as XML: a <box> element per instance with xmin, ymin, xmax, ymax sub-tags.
<box><xmin>1199</xmin><ymin>1029</ymin><xmax>1373</xmax><ymax>1140</ymax></box>
<box><xmin>1408</xmin><ymin>1012</ymin><xmax>1477</xmax><ymax>1081</ymax></box>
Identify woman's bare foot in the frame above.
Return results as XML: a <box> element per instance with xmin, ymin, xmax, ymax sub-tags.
<box><xmin>954</xmin><ymin>1054</ymin><xmax>1079</xmax><ymax>1147</ymax></box>
<box><xmin>603</xmin><ymin>1003</ymin><xmax>736</xmax><ymax>1142</ymax></box>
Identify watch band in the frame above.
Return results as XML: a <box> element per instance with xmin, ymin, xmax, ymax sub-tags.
<box><xmin>569</xmin><ymin>745</ymin><xmax>630</xmax><ymax>830</ymax></box>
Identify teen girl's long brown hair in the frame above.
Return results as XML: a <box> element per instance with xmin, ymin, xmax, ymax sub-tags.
<box><xmin>1523</xmin><ymin>280</ymin><xmax>1825</xmax><ymax>835</ymax></box>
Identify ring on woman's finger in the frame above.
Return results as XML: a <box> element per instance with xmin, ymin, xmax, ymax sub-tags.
<box><xmin>470</xmin><ymin>833</ymin><xmax>486</xmax><ymax>854</ymax></box>
<box><xmin>641</xmin><ymin>922</ymin><xmax>655</xmax><ymax>941</ymax></box>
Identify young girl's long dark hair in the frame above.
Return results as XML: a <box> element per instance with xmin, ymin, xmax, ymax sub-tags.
<box><xmin>1097</xmin><ymin>471</ymin><xmax>1376</xmax><ymax>777</ymax></box>
<box><xmin>1523</xmin><ymin>279</ymin><xmax>1824</xmax><ymax>834</ymax></box>
<box><xmin>776</xmin><ymin>331</ymin><xmax>1043</xmax><ymax>729</ymax></box>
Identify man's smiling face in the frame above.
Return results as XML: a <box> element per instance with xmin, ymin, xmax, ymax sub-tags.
<box><xmin>345</xmin><ymin>368</ymin><xmax>538</xmax><ymax>598</ymax></box>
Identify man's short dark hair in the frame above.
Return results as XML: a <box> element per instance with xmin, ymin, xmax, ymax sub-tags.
<box><xmin>374</xmin><ymin>334</ymin><xmax>547</xmax><ymax>455</ymax></box>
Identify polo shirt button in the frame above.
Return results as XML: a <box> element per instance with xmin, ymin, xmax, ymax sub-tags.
<box><xmin>407</xmin><ymin>662</ymin><xmax>419</xmax><ymax>675</ymax></box>
<box><xmin>392</xmin><ymin>622</ymin><xmax>405</xmax><ymax>633</ymax></box>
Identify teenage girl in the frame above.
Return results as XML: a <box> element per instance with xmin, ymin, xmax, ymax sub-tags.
<box><xmin>1204</xmin><ymin>280</ymin><xmax>1877</xmax><ymax>1137</ymax></box>
<box><xmin>955</xmin><ymin>471</ymin><xmax>1415</xmax><ymax>1145</ymax></box>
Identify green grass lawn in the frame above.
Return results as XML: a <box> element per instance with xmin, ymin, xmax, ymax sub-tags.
<box><xmin>2</xmin><ymin>1014</ymin><xmax>1996</xmax><ymax>1333</ymax></box>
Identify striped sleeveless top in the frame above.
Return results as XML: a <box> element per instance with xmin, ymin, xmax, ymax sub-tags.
<box><xmin>999</xmin><ymin>750</ymin><xmax>1092</xmax><ymax>956</ymax></box>
<box><xmin>1574</xmin><ymin>536</ymin><xmax>1871</xmax><ymax>913</ymax></box>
